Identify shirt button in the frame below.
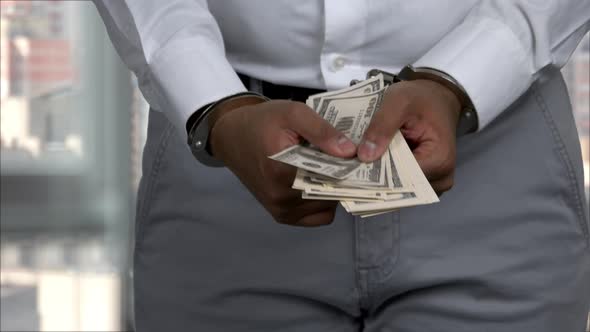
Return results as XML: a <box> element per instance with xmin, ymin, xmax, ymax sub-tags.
<box><xmin>332</xmin><ymin>56</ymin><xmax>347</xmax><ymax>71</ymax></box>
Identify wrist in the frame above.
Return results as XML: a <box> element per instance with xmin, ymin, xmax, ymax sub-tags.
<box><xmin>208</xmin><ymin>96</ymin><xmax>267</xmax><ymax>159</ymax></box>
<box><xmin>397</xmin><ymin>65</ymin><xmax>477</xmax><ymax>134</ymax></box>
<box><xmin>208</xmin><ymin>95</ymin><xmax>267</xmax><ymax>132</ymax></box>
<box><xmin>187</xmin><ymin>92</ymin><xmax>268</xmax><ymax>167</ymax></box>
<box><xmin>408</xmin><ymin>79</ymin><xmax>461</xmax><ymax>122</ymax></box>
<box><xmin>424</xmin><ymin>79</ymin><xmax>462</xmax><ymax>119</ymax></box>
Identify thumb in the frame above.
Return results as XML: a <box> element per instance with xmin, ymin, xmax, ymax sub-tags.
<box><xmin>286</xmin><ymin>104</ymin><xmax>357</xmax><ymax>158</ymax></box>
<box><xmin>358</xmin><ymin>95</ymin><xmax>406</xmax><ymax>162</ymax></box>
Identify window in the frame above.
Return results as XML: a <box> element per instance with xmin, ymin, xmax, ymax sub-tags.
<box><xmin>1</xmin><ymin>2</ymin><xmax>135</xmax><ymax>331</ymax></box>
<box><xmin>563</xmin><ymin>33</ymin><xmax>590</xmax><ymax>199</ymax></box>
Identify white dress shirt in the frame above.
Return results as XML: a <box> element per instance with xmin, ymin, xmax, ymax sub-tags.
<box><xmin>93</xmin><ymin>0</ymin><xmax>589</xmax><ymax>140</ymax></box>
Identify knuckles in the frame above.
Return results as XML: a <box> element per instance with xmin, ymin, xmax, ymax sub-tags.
<box><xmin>313</xmin><ymin>210</ymin><xmax>336</xmax><ymax>226</ymax></box>
<box><xmin>440</xmin><ymin>178</ymin><xmax>454</xmax><ymax>192</ymax></box>
<box><xmin>271</xmin><ymin>205</ymin><xmax>336</xmax><ymax>227</ymax></box>
<box><xmin>433</xmin><ymin>175</ymin><xmax>455</xmax><ymax>194</ymax></box>
<box><xmin>437</xmin><ymin>147</ymin><xmax>457</xmax><ymax>176</ymax></box>
<box><xmin>439</xmin><ymin>158</ymin><xmax>455</xmax><ymax>177</ymax></box>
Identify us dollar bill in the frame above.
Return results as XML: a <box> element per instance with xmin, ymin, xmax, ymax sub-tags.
<box><xmin>292</xmin><ymin>169</ymin><xmax>384</xmax><ymax>199</ymax></box>
<box><xmin>302</xmin><ymin>191</ymin><xmax>378</xmax><ymax>202</ymax></box>
<box><xmin>342</xmin><ymin>192</ymin><xmax>420</xmax><ymax>215</ymax></box>
<box><xmin>342</xmin><ymin>133</ymin><xmax>440</xmax><ymax>214</ymax></box>
<box><xmin>316</xmin><ymin>89</ymin><xmax>385</xmax><ymax>145</ymax></box>
<box><xmin>270</xmin><ymin>88</ymin><xmax>385</xmax><ymax>182</ymax></box>
<box><xmin>391</xmin><ymin>131</ymin><xmax>439</xmax><ymax>204</ymax></box>
<box><xmin>307</xmin><ymin>73</ymin><xmax>384</xmax><ymax>112</ymax></box>
<box><xmin>268</xmin><ymin>75</ymin><xmax>439</xmax><ymax>217</ymax></box>
<box><xmin>309</xmin><ymin>153</ymin><xmax>388</xmax><ymax>189</ymax></box>
<box><xmin>269</xmin><ymin>145</ymin><xmax>361</xmax><ymax>179</ymax></box>
<box><xmin>310</xmin><ymin>143</ymin><xmax>407</xmax><ymax>191</ymax></box>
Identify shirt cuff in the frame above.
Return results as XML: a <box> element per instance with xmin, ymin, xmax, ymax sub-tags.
<box><xmin>413</xmin><ymin>17</ymin><xmax>534</xmax><ymax>130</ymax></box>
<box><xmin>149</xmin><ymin>38</ymin><xmax>247</xmax><ymax>141</ymax></box>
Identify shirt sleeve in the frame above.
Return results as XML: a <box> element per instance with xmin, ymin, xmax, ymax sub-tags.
<box><xmin>92</xmin><ymin>0</ymin><xmax>247</xmax><ymax>140</ymax></box>
<box><xmin>413</xmin><ymin>0</ymin><xmax>590</xmax><ymax>130</ymax></box>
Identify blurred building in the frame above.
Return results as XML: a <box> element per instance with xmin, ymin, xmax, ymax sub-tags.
<box><xmin>0</xmin><ymin>0</ymin><xmax>75</xmax><ymax>157</ymax></box>
<box><xmin>2</xmin><ymin>2</ymin><xmax>132</xmax><ymax>331</ymax></box>
<box><xmin>130</xmin><ymin>78</ymin><xmax>149</xmax><ymax>191</ymax></box>
<box><xmin>563</xmin><ymin>34</ymin><xmax>590</xmax><ymax>190</ymax></box>
<box><xmin>564</xmin><ymin>35</ymin><xmax>590</xmax><ymax>136</ymax></box>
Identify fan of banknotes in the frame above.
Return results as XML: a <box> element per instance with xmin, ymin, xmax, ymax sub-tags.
<box><xmin>269</xmin><ymin>74</ymin><xmax>439</xmax><ymax>218</ymax></box>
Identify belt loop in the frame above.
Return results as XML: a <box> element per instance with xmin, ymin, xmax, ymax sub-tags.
<box><xmin>249</xmin><ymin>77</ymin><xmax>264</xmax><ymax>95</ymax></box>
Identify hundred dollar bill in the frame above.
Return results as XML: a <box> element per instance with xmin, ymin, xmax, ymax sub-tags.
<box><xmin>302</xmin><ymin>192</ymin><xmax>378</xmax><ymax>202</ymax></box>
<box><xmin>309</xmin><ymin>153</ymin><xmax>389</xmax><ymax>189</ymax></box>
<box><xmin>271</xmin><ymin>88</ymin><xmax>385</xmax><ymax>181</ymax></box>
<box><xmin>343</xmin><ymin>134</ymin><xmax>439</xmax><ymax>214</ymax></box>
<box><xmin>390</xmin><ymin>131</ymin><xmax>439</xmax><ymax>203</ymax></box>
<box><xmin>293</xmin><ymin>169</ymin><xmax>384</xmax><ymax>199</ymax></box>
<box><xmin>307</xmin><ymin>73</ymin><xmax>384</xmax><ymax>112</ymax></box>
<box><xmin>355</xmin><ymin>208</ymin><xmax>400</xmax><ymax>218</ymax></box>
<box><xmin>310</xmin><ymin>133</ymin><xmax>412</xmax><ymax>192</ymax></box>
<box><xmin>271</xmin><ymin>75</ymin><xmax>440</xmax><ymax>216</ymax></box>
<box><xmin>295</xmin><ymin>169</ymin><xmax>394</xmax><ymax>197</ymax></box>
<box><xmin>316</xmin><ymin>89</ymin><xmax>385</xmax><ymax>145</ymax></box>
<box><xmin>343</xmin><ymin>192</ymin><xmax>419</xmax><ymax>215</ymax></box>
<box><xmin>388</xmin><ymin>142</ymin><xmax>403</xmax><ymax>189</ymax></box>
<box><xmin>269</xmin><ymin>145</ymin><xmax>361</xmax><ymax>180</ymax></box>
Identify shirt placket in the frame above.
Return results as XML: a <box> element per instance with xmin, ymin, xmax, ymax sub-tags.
<box><xmin>321</xmin><ymin>0</ymin><xmax>369</xmax><ymax>90</ymax></box>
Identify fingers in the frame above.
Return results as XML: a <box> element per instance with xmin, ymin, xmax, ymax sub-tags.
<box><xmin>292</xmin><ymin>200</ymin><xmax>337</xmax><ymax>226</ymax></box>
<box><xmin>273</xmin><ymin>199</ymin><xmax>337</xmax><ymax>226</ymax></box>
<box><xmin>285</xmin><ymin>103</ymin><xmax>357</xmax><ymax>158</ymax></box>
<box><xmin>295</xmin><ymin>208</ymin><xmax>337</xmax><ymax>227</ymax></box>
<box><xmin>412</xmin><ymin>141</ymin><xmax>455</xmax><ymax>182</ymax></box>
<box><xmin>358</xmin><ymin>87</ymin><xmax>408</xmax><ymax>162</ymax></box>
<box><xmin>411</xmin><ymin>139</ymin><xmax>456</xmax><ymax>195</ymax></box>
<box><xmin>430</xmin><ymin>176</ymin><xmax>455</xmax><ymax>195</ymax></box>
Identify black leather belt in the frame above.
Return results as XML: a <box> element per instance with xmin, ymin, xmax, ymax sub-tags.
<box><xmin>238</xmin><ymin>73</ymin><xmax>326</xmax><ymax>103</ymax></box>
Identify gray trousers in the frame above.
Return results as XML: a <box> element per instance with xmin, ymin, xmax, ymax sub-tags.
<box><xmin>134</xmin><ymin>68</ymin><xmax>590</xmax><ymax>332</ymax></box>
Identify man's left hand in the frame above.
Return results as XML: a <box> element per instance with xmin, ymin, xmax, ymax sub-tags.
<box><xmin>357</xmin><ymin>79</ymin><xmax>462</xmax><ymax>195</ymax></box>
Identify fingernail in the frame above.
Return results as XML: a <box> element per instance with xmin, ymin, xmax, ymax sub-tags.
<box><xmin>359</xmin><ymin>140</ymin><xmax>377</xmax><ymax>161</ymax></box>
<box><xmin>337</xmin><ymin>136</ymin><xmax>356</xmax><ymax>154</ymax></box>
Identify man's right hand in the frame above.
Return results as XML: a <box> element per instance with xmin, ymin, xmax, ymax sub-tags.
<box><xmin>208</xmin><ymin>99</ymin><xmax>357</xmax><ymax>227</ymax></box>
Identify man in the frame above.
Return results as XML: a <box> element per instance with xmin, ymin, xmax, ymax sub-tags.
<box><xmin>93</xmin><ymin>1</ymin><xmax>590</xmax><ymax>331</ymax></box>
